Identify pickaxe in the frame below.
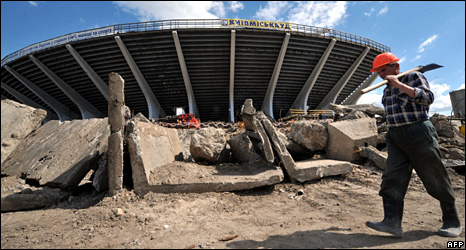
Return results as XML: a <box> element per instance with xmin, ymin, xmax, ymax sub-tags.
<box><xmin>361</xmin><ymin>63</ymin><xmax>443</xmax><ymax>94</ymax></box>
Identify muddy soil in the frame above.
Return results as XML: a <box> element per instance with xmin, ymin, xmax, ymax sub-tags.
<box><xmin>1</xmin><ymin>163</ymin><xmax>465</xmax><ymax>249</ymax></box>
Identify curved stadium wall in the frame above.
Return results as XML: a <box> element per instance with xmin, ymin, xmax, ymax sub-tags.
<box><xmin>1</xmin><ymin>19</ymin><xmax>389</xmax><ymax>122</ymax></box>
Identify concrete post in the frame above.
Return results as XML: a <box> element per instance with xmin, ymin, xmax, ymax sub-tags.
<box><xmin>108</xmin><ymin>72</ymin><xmax>125</xmax><ymax>196</ymax></box>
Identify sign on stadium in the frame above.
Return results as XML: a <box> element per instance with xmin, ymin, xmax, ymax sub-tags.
<box><xmin>221</xmin><ymin>19</ymin><xmax>291</xmax><ymax>30</ymax></box>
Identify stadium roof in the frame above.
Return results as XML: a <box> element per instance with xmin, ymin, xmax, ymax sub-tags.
<box><xmin>1</xmin><ymin>19</ymin><xmax>389</xmax><ymax>122</ymax></box>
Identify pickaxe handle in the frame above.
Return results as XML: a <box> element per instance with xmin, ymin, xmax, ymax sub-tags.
<box><xmin>361</xmin><ymin>66</ymin><xmax>422</xmax><ymax>94</ymax></box>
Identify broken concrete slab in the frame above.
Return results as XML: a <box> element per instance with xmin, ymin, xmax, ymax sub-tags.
<box><xmin>294</xmin><ymin>159</ymin><xmax>354</xmax><ymax>182</ymax></box>
<box><xmin>241</xmin><ymin>99</ymin><xmax>275</xmax><ymax>163</ymax></box>
<box><xmin>1</xmin><ymin>118</ymin><xmax>110</xmax><ymax>189</ymax></box>
<box><xmin>92</xmin><ymin>152</ymin><xmax>108</xmax><ymax>192</ymax></box>
<box><xmin>327</xmin><ymin>117</ymin><xmax>378</xmax><ymax>163</ymax></box>
<box><xmin>144</xmin><ymin>161</ymin><xmax>284</xmax><ymax>194</ymax></box>
<box><xmin>1</xmin><ymin>188</ymin><xmax>69</xmax><ymax>212</ymax></box>
<box><xmin>126</xmin><ymin>120</ymin><xmax>184</xmax><ymax>195</ymax></box>
<box><xmin>256</xmin><ymin>111</ymin><xmax>299</xmax><ymax>179</ymax></box>
<box><xmin>1</xmin><ymin>176</ymin><xmax>69</xmax><ymax>212</ymax></box>
<box><xmin>1</xmin><ymin>99</ymin><xmax>47</xmax><ymax>165</ymax></box>
<box><xmin>359</xmin><ymin>146</ymin><xmax>387</xmax><ymax>171</ymax></box>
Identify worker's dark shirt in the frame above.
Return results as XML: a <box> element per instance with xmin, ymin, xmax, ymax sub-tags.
<box><xmin>382</xmin><ymin>71</ymin><xmax>434</xmax><ymax>128</ymax></box>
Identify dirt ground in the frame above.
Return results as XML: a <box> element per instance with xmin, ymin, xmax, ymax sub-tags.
<box><xmin>1</xmin><ymin>161</ymin><xmax>465</xmax><ymax>249</ymax></box>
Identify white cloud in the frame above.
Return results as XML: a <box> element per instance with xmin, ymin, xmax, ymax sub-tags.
<box><xmin>410</xmin><ymin>54</ymin><xmax>422</xmax><ymax>62</ymax></box>
<box><xmin>356</xmin><ymin>92</ymin><xmax>383</xmax><ymax>107</ymax></box>
<box><xmin>356</xmin><ymin>79</ymin><xmax>457</xmax><ymax>116</ymax></box>
<box><xmin>28</xmin><ymin>1</ymin><xmax>38</xmax><ymax>7</ymax></box>
<box><xmin>377</xmin><ymin>5</ymin><xmax>388</xmax><ymax>16</ymax></box>
<box><xmin>429</xmin><ymin>79</ymin><xmax>454</xmax><ymax>115</ymax></box>
<box><xmin>287</xmin><ymin>1</ymin><xmax>347</xmax><ymax>28</ymax></box>
<box><xmin>254</xmin><ymin>1</ymin><xmax>291</xmax><ymax>21</ymax></box>
<box><xmin>364</xmin><ymin>7</ymin><xmax>375</xmax><ymax>17</ymax></box>
<box><xmin>418</xmin><ymin>34</ymin><xmax>438</xmax><ymax>53</ymax></box>
<box><xmin>458</xmin><ymin>84</ymin><xmax>465</xmax><ymax>90</ymax></box>
<box><xmin>229</xmin><ymin>1</ymin><xmax>244</xmax><ymax>12</ymax></box>
<box><xmin>113</xmin><ymin>1</ymin><xmax>226</xmax><ymax>21</ymax></box>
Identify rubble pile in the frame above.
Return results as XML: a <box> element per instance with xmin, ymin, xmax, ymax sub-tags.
<box><xmin>1</xmin><ymin>98</ymin><xmax>464</xmax><ymax>212</ymax></box>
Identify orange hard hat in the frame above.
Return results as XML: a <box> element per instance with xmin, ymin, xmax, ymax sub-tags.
<box><xmin>370</xmin><ymin>52</ymin><xmax>400</xmax><ymax>73</ymax></box>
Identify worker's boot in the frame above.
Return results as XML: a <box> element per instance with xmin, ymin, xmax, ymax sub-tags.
<box><xmin>366</xmin><ymin>198</ymin><xmax>403</xmax><ymax>238</ymax></box>
<box><xmin>438</xmin><ymin>201</ymin><xmax>462</xmax><ymax>237</ymax></box>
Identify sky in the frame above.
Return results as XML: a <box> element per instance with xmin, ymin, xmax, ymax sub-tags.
<box><xmin>1</xmin><ymin>1</ymin><xmax>465</xmax><ymax>116</ymax></box>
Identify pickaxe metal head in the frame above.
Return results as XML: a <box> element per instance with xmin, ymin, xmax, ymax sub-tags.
<box><xmin>418</xmin><ymin>63</ymin><xmax>443</xmax><ymax>73</ymax></box>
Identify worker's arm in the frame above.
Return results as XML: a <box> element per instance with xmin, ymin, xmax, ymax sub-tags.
<box><xmin>385</xmin><ymin>75</ymin><xmax>416</xmax><ymax>98</ymax></box>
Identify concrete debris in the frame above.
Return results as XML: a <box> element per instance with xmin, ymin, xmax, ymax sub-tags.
<box><xmin>1</xmin><ymin>83</ymin><xmax>464</xmax><ymax>212</ymax></box>
<box><xmin>359</xmin><ymin>146</ymin><xmax>387</xmax><ymax>171</ymax></box>
<box><xmin>289</xmin><ymin>120</ymin><xmax>328</xmax><ymax>151</ymax></box>
<box><xmin>1</xmin><ymin>99</ymin><xmax>47</xmax><ymax>165</ymax></box>
<box><xmin>92</xmin><ymin>151</ymin><xmax>109</xmax><ymax>192</ymax></box>
<box><xmin>1</xmin><ymin>176</ymin><xmax>69</xmax><ymax>212</ymax></box>
<box><xmin>126</xmin><ymin>120</ymin><xmax>184</xmax><ymax>196</ymax></box>
<box><xmin>294</xmin><ymin>159</ymin><xmax>355</xmax><ymax>181</ymax></box>
<box><xmin>190</xmin><ymin>127</ymin><xmax>230</xmax><ymax>164</ymax></box>
<box><xmin>430</xmin><ymin>114</ymin><xmax>465</xmax><ymax>161</ymax></box>
<box><xmin>329</xmin><ymin>103</ymin><xmax>385</xmax><ymax>118</ymax></box>
<box><xmin>1</xmin><ymin>118</ymin><xmax>110</xmax><ymax>189</ymax></box>
<box><xmin>241</xmin><ymin>103</ymin><xmax>275</xmax><ymax>163</ymax></box>
<box><xmin>327</xmin><ymin>117</ymin><xmax>378</xmax><ymax>163</ymax></box>
<box><xmin>228</xmin><ymin>133</ymin><xmax>263</xmax><ymax>164</ymax></box>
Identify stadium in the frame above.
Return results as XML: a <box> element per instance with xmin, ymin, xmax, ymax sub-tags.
<box><xmin>1</xmin><ymin>19</ymin><xmax>390</xmax><ymax>123</ymax></box>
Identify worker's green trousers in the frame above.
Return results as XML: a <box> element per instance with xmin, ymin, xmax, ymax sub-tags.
<box><xmin>379</xmin><ymin>120</ymin><xmax>456</xmax><ymax>202</ymax></box>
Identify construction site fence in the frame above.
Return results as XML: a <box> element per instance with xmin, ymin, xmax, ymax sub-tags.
<box><xmin>2</xmin><ymin>19</ymin><xmax>390</xmax><ymax>66</ymax></box>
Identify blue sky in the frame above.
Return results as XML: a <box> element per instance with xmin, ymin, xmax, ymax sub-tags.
<box><xmin>1</xmin><ymin>1</ymin><xmax>465</xmax><ymax>116</ymax></box>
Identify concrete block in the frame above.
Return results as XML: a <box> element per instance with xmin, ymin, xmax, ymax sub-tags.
<box><xmin>294</xmin><ymin>159</ymin><xmax>354</xmax><ymax>181</ymax></box>
<box><xmin>327</xmin><ymin>118</ymin><xmax>378</xmax><ymax>162</ymax></box>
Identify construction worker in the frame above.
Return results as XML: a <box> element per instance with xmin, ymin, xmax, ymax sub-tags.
<box><xmin>365</xmin><ymin>52</ymin><xmax>462</xmax><ymax>238</ymax></box>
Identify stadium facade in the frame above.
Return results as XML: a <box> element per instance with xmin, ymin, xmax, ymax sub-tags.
<box><xmin>1</xmin><ymin>19</ymin><xmax>389</xmax><ymax>122</ymax></box>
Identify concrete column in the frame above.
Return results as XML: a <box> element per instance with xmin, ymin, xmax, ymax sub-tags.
<box><xmin>172</xmin><ymin>31</ymin><xmax>199</xmax><ymax>118</ymax></box>
<box><xmin>289</xmin><ymin>39</ymin><xmax>336</xmax><ymax>114</ymax></box>
<box><xmin>29</xmin><ymin>55</ymin><xmax>102</xmax><ymax>119</ymax></box>
<box><xmin>342</xmin><ymin>72</ymin><xmax>379</xmax><ymax>105</ymax></box>
<box><xmin>66</xmin><ymin>44</ymin><xmax>108</xmax><ymax>100</ymax></box>
<box><xmin>4</xmin><ymin>65</ymin><xmax>79</xmax><ymax>121</ymax></box>
<box><xmin>107</xmin><ymin>72</ymin><xmax>125</xmax><ymax>196</ymax></box>
<box><xmin>1</xmin><ymin>81</ymin><xmax>58</xmax><ymax>122</ymax></box>
<box><xmin>115</xmin><ymin>36</ymin><xmax>166</xmax><ymax>119</ymax></box>
<box><xmin>316</xmin><ymin>47</ymin><xmax>370</xmax><ymax>110</ymax></box>
<box><xmin>229</xmin><ymin>30</ymin><xmax>236</xmax><ymax>123</ymax></box>
<box><xmin>261</xmin><ymin>32</ymin><xmax>290</xmax><ymax>119</ymax></box>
